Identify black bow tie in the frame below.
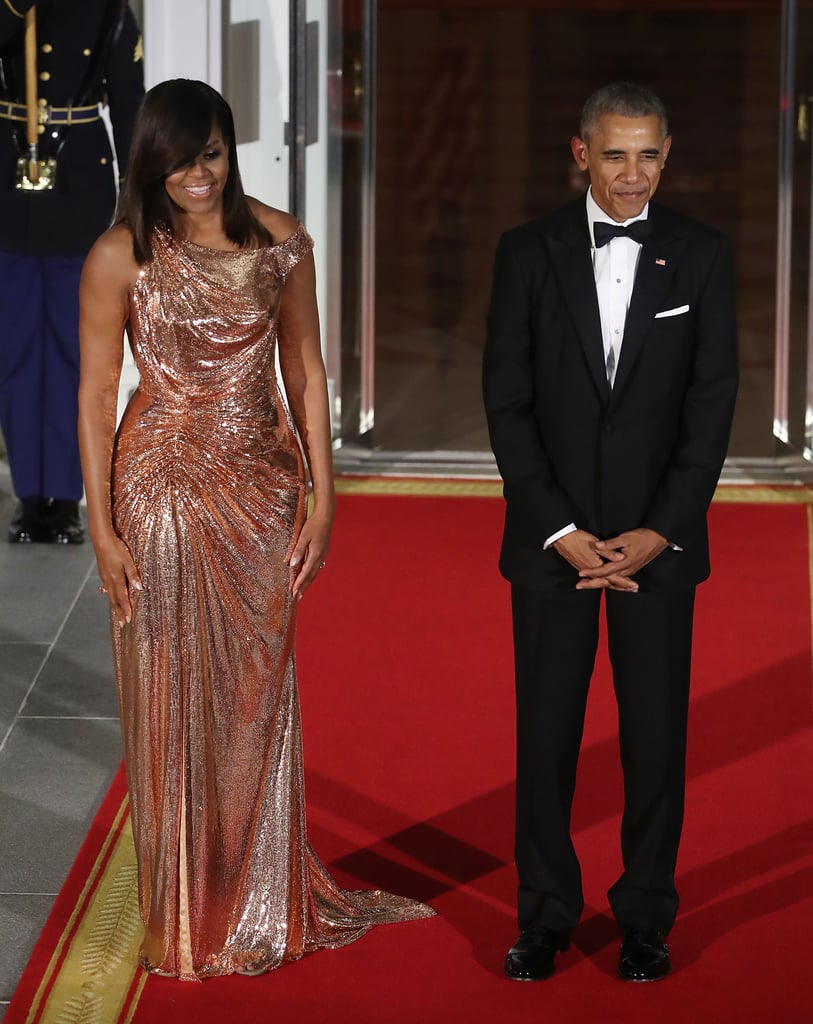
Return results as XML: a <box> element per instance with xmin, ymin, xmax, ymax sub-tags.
<box><xmin>593</xmin><ymin>219</ymin><xmax>651</xmax><ymax>248</ymax></box>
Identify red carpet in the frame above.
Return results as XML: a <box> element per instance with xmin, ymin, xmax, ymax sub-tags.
<box><xmin>7</xmin><ymin>490</ymin><xmax>813</xmax><ymax>1023</ymax></box>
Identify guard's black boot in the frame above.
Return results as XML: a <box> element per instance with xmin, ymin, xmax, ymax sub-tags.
<box><xmin>46</xmin><ymin>499</ymin><xmax>85</xmax><ymax>545</ymax></box>
<box><xmin>7</xmin><ymin>497</ymin><xmax>49</xmax><ymax>543</ymax></box>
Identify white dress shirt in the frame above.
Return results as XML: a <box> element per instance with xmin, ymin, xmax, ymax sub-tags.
<box><xmin>543</xmin><ymin>189</ymin><xmax>649</xmax><ymax>550</ymax></box>
<box><xmin>587</xmin><ymin>187</ymin><xmax>649</xmax><ymax>386</ymax></box>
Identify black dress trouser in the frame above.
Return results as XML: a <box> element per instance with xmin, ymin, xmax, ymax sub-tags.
<box><xmin>510</xmin><ymin>582</ymin><xmax>696</xmax><ymax>935</ymax></box>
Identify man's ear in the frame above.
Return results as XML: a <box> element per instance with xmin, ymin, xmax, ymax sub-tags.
<box><xmin>661</xmin><ymin>134</ymin><xmax>672</xmax><ymax>165</ymax></box>
<box><xmin>570</xmin><ymin>135</ymin><xmax>588</xmax><ymax>170</ymax></box>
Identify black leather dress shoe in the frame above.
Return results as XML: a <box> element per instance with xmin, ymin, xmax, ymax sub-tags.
<box><xmin>618</xmin><ymin>927</ymin><xmax>671</xmax><ymax>982</ymax></box>
<box><xmin>7</xmin><ymin>498</ymin><xmax>48</xmax><ymax>543</ymax></box>
<box><xmin>504</xmin><ymin>927</ymin><xmax>570</xmax><ymax>981</ymax></box>
<box><xmin>46</xmin><ymin>499</ymin><xmax>85</xmax><ymax>545</ymax></box>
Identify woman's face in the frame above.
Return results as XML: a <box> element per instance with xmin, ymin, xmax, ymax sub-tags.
<box><xmin>164</xmin><ymin>129</ymin><xmax>230</xmax><ymax>217</ymax></box>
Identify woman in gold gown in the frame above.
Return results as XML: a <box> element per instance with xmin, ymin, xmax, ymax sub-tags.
<box><xmin>78</xmin><ymin>79</ymin><xmax>433</xmax><ymax>981</ymax></box>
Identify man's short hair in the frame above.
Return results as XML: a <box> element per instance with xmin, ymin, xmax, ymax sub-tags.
<box><xmin>580</xmin><ymin>82</ymin><xmax>668</xmax><ymax>142</ymax></box>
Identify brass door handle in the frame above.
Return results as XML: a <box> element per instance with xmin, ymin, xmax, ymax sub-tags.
<box><xmin>798</xmin><ymin>94</ymin><xmax>813</xmax><ymax>142</ymax></box>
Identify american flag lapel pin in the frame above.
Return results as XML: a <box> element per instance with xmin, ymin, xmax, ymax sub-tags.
<box><xmin>655</xmin><ymin>258</ymin><xmax>667</xmax><ymax>266</ymax></box>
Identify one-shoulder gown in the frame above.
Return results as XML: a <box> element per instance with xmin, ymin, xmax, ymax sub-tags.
<box><xmin>109</xmin><ymin>224</ymin><xmax>433</xmax><ymax>980</ymax></box>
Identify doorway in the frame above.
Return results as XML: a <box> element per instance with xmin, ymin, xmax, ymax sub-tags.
<box><xmin>365</xmin><ymin>0</ymin><xmax>780</xmax><ymax>462</ymax></box>
<box><xmin>140</xmin><ymin>1</ymin><xmax>813</xmax><ymax>474</ymax></box>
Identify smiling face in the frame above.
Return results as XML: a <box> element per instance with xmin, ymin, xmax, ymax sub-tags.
<box><xmin>163</xmin><ymin>130</ymin><xmax>230</xmax><ymax>219</ymax></box>
<box><xmin>570</xmin><ymin>113</ymin><xmax>671</xmax><ymax>223</ymax></box>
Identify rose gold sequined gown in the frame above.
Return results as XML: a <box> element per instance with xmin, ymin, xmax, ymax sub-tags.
<box><xmin>109</xmin><ymin>224</ymin><xmax>433</xmax><ymax>981</ymax></box>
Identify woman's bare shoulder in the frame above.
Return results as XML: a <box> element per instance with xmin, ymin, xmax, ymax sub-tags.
<box><xmin>83</xmin><ymin>223</ymin><xmax>139</xmax><ymax>289</ymax></box>
<box><xmin>89</xmin><ymin>221</ymin><xmax>136</xmax><ymax>258</ymax></box>
<box><xmin>247</xmin><ymin>198</ymin><xmax>300</xmax><ymax>244</ymax></box>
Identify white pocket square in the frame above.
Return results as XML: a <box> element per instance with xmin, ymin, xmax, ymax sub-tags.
<box><xmin>654</xmin><ymin>304</ymin><xmax>690</xmax><ymax>319</ymax></box>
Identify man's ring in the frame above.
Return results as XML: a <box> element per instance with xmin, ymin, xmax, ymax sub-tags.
<box><xmin>98</xmin><ymin>585</ymin><xmax>108</xmax><ymax>595</ymax></box>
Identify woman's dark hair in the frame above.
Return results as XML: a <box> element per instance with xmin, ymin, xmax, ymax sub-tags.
<box><xmin>117</xmin><ymin>79</ymin><xmax>272</xmax><ymax>262</ymax></box>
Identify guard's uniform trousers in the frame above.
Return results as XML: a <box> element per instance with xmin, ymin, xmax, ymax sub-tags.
<box><xmin>0</xmin><ymin>251</ymin><xmax>84</xmax><ymax>498</ymax></box>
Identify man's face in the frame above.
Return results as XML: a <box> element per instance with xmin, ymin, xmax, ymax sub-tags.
<box><xmin>570</xmin><ymin>113</ymin><xmax>671</xmax><ymax>223</ymax></box>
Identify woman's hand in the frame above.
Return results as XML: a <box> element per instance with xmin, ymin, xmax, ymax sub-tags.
<box><xmin>93</xmin><ymin>531</ymin><xmax>143</xmax><ymax>626</ymax></box>
<box><xmin>288</xmin><ymin>512</ymin><xmax>332</xmax><ymax>599</ymax></box>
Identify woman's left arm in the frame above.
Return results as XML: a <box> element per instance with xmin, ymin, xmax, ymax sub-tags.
<box><xmin>277</xmin><ymin>247</ymin><xmax>336</xmax><ymax>598</ymax></box>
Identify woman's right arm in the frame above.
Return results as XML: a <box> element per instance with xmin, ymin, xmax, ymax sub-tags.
<box><xmin>78</xmin><ymin>225</ymin><xmax>141</xmax><ymax>626</ymax></box>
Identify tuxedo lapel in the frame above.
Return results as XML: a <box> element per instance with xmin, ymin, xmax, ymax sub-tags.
<box><xmin>610</xmin><ymin>213</ymin><xmax>687</xmax><ymax>403</ymax></box>
<box><xmin>547</xmin><ymin>207</ymin><xmax>609</xmax><ymax>400</ymax></box>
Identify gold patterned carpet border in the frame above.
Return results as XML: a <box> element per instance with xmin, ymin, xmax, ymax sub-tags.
<box><xmin>334</xmin><ymin>476</ymin><xmax>813</xmax><ymax>503</ymax></box>
<box><xmin>14</xmin><ymin>780</ymin><xmax>146</xmax><ymax>1024</ymax></box>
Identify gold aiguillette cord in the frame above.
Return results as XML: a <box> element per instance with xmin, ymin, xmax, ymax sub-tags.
<box><xmin>24</xmin><ymin>6</ymin><xmax>39</xmax><ymax>184</ymax></box>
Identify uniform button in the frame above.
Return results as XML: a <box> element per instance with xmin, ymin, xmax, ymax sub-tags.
<box><xmin>41</xmin><ymin>43</ymin><xmax>53</xmax><ymax>54</ymax></box>
<box><xmin>37</xmin><ymin>124</ymin><xmax>45</xmax><ymax>135</ymax></box>
<box><xmin>100</xmin><ymin>157</ymin><xmax>109</xmax><ymax>165</ymax></box>
<box><xmin>38</xmin><ymin>97</ymin><xmax>47</xmax><ymax>107</ymax></box>
<box><xmin>83</xmin><ymin>48</ymin><xmax>92</xmax><ymax>57</ymax></box>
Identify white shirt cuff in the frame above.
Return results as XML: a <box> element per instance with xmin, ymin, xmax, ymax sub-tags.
<box><xmin>543</xmin><ymin>523</ymin><xmax>577</xmax><ymax>549</ymax></box>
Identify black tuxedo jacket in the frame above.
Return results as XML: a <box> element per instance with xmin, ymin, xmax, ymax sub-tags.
<box><xmin>483</xmin><ymin>198</ymin><xmax>738</xmax><ymax>593</ymax></box>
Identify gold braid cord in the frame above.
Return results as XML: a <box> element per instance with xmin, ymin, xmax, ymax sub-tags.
<box><xmin>23</xmin><ymin>6</ymin><xmax>39</xmax><ymax>183</ymax></box>
<box><xmin>2</xmin><ymin>0</ymin><xmax>25</xmax><ymax>18</ymax></box>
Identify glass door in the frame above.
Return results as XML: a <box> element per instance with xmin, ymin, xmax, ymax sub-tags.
<box><xmin>369</xmin><ymin>0</ymin><xmax>783</xmax><ymax>462</ymax></box>
<box><xmin>325</xmin><ymin>0</ymin><xmax>375</xmax><ymax>443</ymax></box>
<box><xmin>141</xmin><ymin>0</ymin><xmax>346</xmax><ymax>437</ymax></box>
<box><xmin>141</xmin><ymin>2</ymin><xmax>811</xmax><ymax>470</ymax></box>
<box><xmin>224</xmin><ymin>0</ymin><xmax>367</xmax><ymax>446</ymax></box>
<box><xmin>775</xmin><ymin>0</ymin><xmax>813</xmax><ymax>459</ymax></box>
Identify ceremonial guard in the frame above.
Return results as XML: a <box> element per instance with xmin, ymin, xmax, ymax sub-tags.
<box><xmin>0</xmin><ymin>0</ymin><xmax>143</xmax><ymax>543</ymax></box>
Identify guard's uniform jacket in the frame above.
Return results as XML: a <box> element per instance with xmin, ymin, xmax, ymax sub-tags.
<box><xmin>0</xmin><ymin>0</ymin><xmax>144</xmax><ymax>255</ymax></box>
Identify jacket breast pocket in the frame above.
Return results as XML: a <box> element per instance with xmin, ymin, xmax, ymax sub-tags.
<box><xmin>654</xmin><ymin>304</ymin><xmax>690</xmax><ymax>319</ymax></box>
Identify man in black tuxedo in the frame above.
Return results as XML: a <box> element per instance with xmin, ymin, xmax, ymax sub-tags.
<box><xmin>483</xmin><ymin>82</ymin><xmax>738</xmax><ymax>983</ymax></box>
